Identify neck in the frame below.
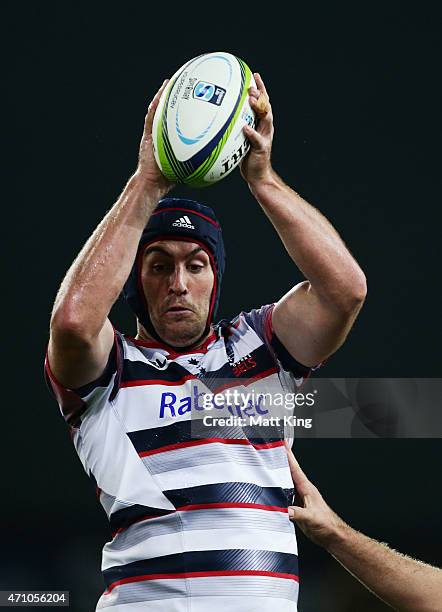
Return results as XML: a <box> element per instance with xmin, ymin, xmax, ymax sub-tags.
<box><xmin>136</xmin><ymin>324</ymin><xmax>214</xmax><ymax>351</ymax></box>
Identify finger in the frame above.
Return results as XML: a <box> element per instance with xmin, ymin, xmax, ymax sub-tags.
<box><xmin>288</xmin><ymin>505</ymin><xmax>309</xmax><ymax>522</ymax></box>
<box><xmin>255</xmin><ymin>92</ymin><xmax>271</xmax><ymax>116</ymax></box>
<box><xmin>249</xmin><ymin>95</ymin><xmax>273</xmax><ymax>135</ymax></box>
<box><xmin>254</xmin><ymin>72</ymin><xmax>269</xmax><ymax>97</ymax></box>
<box><xmin>284</xmin><ymin>440</ymin><xmax>312</xmax><ymax>496</ymax></box>
<box><xmin>243</xmin><ymin>124</ymin><xmax>267</xmax><ymax>151</ymax></box>
<box><xmin>248</xmin><ymin>86</ymin><xmax>260</xmax><ymax>99</ymax></box>
<box><xmin>144</xmin><ymin>79</ymin><xmax>170</xmax><ymax>135</ymax></box>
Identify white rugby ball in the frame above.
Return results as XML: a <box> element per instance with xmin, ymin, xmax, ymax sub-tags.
<box><xmin>152</xmin><ymin>52</ymin><xmax>256</xmax><ymax>187</ymax></box>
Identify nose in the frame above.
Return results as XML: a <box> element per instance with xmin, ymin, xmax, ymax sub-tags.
<box><xmin>168</xmin><ymin>264</ymin><xmax>188</xmax><ymax>295</ymax></box>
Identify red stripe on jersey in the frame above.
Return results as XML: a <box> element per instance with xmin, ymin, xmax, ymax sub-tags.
<box><xmin>177</xmin><ymin>502</ymin><xmax>288</xmax><ymax>513</ymax></box>
<box><xmin>104</xmin><ymin>569</ymin><xmax>299</xmax><ymax>594</ymax></box>
<box><xmin>138</xmin><ymin>437</ymin><xmax>284</xmax><ymax>457</ymax></box>
<box><xmin>120</xmin><ymin>373</ymin><xmax>197</xmax><ymax>388</ymax></box>
<box><xmin>212</xmin><ymin>367</ymin><xmax>279</xmax><ymax>393</ymax></box>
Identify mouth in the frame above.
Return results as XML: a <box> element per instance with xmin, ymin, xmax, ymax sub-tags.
<box><xmin>164</xmin><ymin>306</ymin><xmax>194</xmax><ymax>315</ymax></box>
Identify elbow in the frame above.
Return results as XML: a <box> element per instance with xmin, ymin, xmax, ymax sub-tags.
<box><xmin>50</xmin><ymin>304</ymin><xmax>96</xmax><ymax>348</ymax></box>
<box><xmin>348</xmin><ymin>271</ymin><xmax>367</xmax><ymax>311</ymax></box>
<box><xmin>329</xmin><ymin>270</ymin><xmax>367</xmax><ymax>317</ymax></box>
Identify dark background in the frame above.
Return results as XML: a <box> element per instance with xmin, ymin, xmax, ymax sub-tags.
<box><xmin>4</xmin><ymin>2</ymin><xmax>441</xmax><ymax>610</ymax></box>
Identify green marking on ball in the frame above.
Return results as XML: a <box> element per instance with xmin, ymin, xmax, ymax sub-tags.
<box><xmin>183</xmin><ymin>57</ymin><xmax>252</xmax><ymax>187</ymax></box>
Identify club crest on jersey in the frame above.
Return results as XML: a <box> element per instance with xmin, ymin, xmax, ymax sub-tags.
<box><xmin>230</xmin><ymin>353</ymin><xmax>257</xmax><ymax>377</ymax></box>
<box><xmin>147</xmin><ymin>354</ymin><xmax>168</xmax><ymax>370</ymax></box>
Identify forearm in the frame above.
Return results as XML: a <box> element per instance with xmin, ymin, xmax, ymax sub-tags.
<box><xmin>249</xmin><ymin>171</ymin><xmax>366</xmax><ymax>309</ymax></box>
<box><xmin>328</xmin><ymin>523</ymin><xmax>442</xmax><ymax>611</ymax></box>
<box><xmin>51</xmin><ymin>171</ymin><xmax>165</xmax><ymax>339</ymax></box>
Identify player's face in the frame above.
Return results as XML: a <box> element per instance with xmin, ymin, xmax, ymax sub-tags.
<box><xmin>140</xmin><ymin>240</ymin><xmax>215</xmax><ymax>346</ymax></box>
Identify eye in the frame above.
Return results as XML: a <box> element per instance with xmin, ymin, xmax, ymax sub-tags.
<box><xmin>188</xmin><ymin>263</ymin><xmax>204</xmax><ymax>273</ymax></box>
<box><xmin>152</xmin><ymin>263</ymin><xmax>168</xmax><ymax>273</ymax></box>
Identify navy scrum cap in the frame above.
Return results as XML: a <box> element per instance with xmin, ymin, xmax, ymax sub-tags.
<box><xmin>122</xmin><ymin>198</ymin><xmax>226</xmax><ymax>349</ymax></box>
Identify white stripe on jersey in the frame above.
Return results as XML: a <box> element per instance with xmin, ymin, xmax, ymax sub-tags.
<box><xmin>78</xmin><ymin>389</ymin><xmax>175</xmax><ymax>511</ymax></box>
<box><xmin>109</xmin><ymin>508</ymin><xmax>295</xmax><ymax>550</ymax></box>
<box><xmin>97</xmin><ymin>587</ymin><xmax>298</xmax><ymax>611</ymax></box>
<box><xmin>142</xmin><ymin>442</ymin><xmax>288</xmax><ymax>474</ymax></box>
<box><xmin>149</xmin><ymin>461</ymin><xmax>294</xmax><ymax>492</ymax></box>
<box><xmin>102</xmin><ymin>526</ymin><xmax>298</xmax><ymax>570</ymax></box>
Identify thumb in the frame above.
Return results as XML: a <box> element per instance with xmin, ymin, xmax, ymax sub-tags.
<box><xmin>288</xmin><ymin>505</ymin><xmax>310</xmax><ymax>522</ymax></box>
<box><xmin>243</xmin><ymin>124</ymin><xmax>266</xmax><ymax>151</ymax></box>
<box><xmin>143</xmin><ymin>79</ymin><xmax>169</xmax><ymax>136</ymax></box>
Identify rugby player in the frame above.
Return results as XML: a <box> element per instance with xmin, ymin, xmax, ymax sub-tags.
<box><xmin>45</xmin><ymin>75</ymin><xmax>366</xmax><ymax>611</ymax></box>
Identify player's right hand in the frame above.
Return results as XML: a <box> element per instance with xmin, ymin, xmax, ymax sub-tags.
<box><xmin>137</xmin><ymin>79</ymin><xmax>175</xmax><ymax>195</ymax></box>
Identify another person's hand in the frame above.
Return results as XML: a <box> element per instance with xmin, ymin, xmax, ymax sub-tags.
<box><xmin>240</xmin><ymin>73</ymin><xmax>274</xmax><ymax>186</ymax></box>
<box><xmin>284</xmin><ymin>440</ymin><xmax>348</xmax><ymax>550</ymax></box>
<box><xmin>137</xmin><ymin>79</ymin><xmax>175</xmax><ymax>195</ymax></box>
<box><xmin>284</xmin><ymin>441</ymin><xmax>442</xmax><ymax>611</ymax></box>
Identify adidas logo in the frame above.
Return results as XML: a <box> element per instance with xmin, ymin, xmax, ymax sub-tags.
<box><xmin>172</xmin><ymin>215</ymin><xmax>195</xmax><ymax>229</ymax></box>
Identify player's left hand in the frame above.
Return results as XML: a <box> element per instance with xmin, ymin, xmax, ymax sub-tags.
<box><xmin>240</xmin><ymin>73</ymin><xmax>274</xmax><ymax>186</ymax></box>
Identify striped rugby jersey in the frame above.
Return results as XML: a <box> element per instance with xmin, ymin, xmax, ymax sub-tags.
<box><xmin>45</xmin><ymin>303</ymin><xmax>316</xmax><ymax>611</ymax></box>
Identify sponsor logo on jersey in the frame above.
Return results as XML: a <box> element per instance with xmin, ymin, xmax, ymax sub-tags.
<box><xmin>159</xmin><ymin>385</ymin><xmax>269</xmax><ymax>419</ymax></box>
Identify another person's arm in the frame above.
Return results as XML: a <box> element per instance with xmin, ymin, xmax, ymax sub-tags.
<box><xmin>48</xmin><ymin>81</ymin><xmax>173</xmax><ymax>389</ymax></box>
<box><xmin>241</xmin><ymin>75</ymin><xmax>367</xmax><ymax>367</ymax></box>
<box><xmin>284</xmin><ymin>442</ymin><xmax>442</xmax><ymax>611</ymax></box>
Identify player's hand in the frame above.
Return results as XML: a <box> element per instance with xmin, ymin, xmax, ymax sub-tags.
<box><xmin>136</xmin><ymin>79</ymin><xmax>175</xmax><ymax>195</ymax></box>
<box><xmin>240</xmin><ymin>73</ymin><xmax>274</xmax><ymax>186</ymax></box>
<box><xmin>284</xmin><ymin>441</ymin><xmax>347</xmax><ymax>550</ymax></box>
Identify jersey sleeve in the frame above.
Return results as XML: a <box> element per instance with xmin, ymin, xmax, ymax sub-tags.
<box><xmin>44</xmin><ymin>328</ymin><xmax>124</xmax><ymax>428</ymax></box>
<box><xmin>241</xmin><ymin>303</ymin><xmax>322</xmax><ymax>382</ymax></box>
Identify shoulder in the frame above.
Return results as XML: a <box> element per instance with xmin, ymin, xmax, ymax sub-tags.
<box><xmin>217</xmin><ymin>304</ymin><xmax>316</xmax><ymax>381</ymax></box>
<box><xmin>217</xmin><ymin>304</ymin><xmax>275</xmax><ymax>342</ymax></box>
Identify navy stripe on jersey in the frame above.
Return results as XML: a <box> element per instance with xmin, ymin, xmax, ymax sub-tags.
<box><xmin>110</xmin><ymin>504</ymin><xmax>175</xmax><ymax>535</ymax></box>
<box><xmin>44</xmin><ymin>330</ymin><xmax>124</xmax><ymax>425</ymax></box>
<box><xmin>117</xmin><ymin>343</ymin><xmax>277</xmax><ymax>390</ymax></box>
<box><xmin>72</xmin><ymin>339</ymin><xmax>120</xmax><ymax>397</ymax></box>
<box><xmin>103</xmin><ymin>549</ymin><xmax>299</xmax><ymax>592</ymax></box>
<box><xmin>120</xmin><ymin>359</ymin><xmax>195</xmax><ymax>387</ymax></box>
<box><xmin>44</xmin><ymin>356</ymin><xmax>87</xmax><ymax>428</ymax></box>
<box><xmin>270</xmin><ymin>333</ymin><xmax>311</xmax><ymax>379</ymax></box>
<box><xmin>127</xmin><ymin>421</ymin><xmax>286</xmax><ymax>456</ymax></box>
<box><xmin>164</xmin><ymin>482</ymin><xmax>294</xmax><ymax>510</ymax></box>
<box><xmin>200</xmin><ymin>344</ymin><xmax>278</xmax><ymax>390</ymax></box>
<box><xmin>109</xmin><ymin>483</ymin><xmax>294</xmax><ymax>534</ymax></box>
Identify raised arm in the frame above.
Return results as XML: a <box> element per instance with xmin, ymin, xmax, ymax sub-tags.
<box><xmin>48</xmin><ymin>80</ymin><xmax>173</xmax><ymax>389</ymax></box>
<box><xmin>285</xmin><ymin>443</ymin><xmax>442</xmax><ymax>611</ymax></box>
<box><xmin>241</xmin><ymin>74</ymin><xmax>366</xmax><ymax>367</ymax></box>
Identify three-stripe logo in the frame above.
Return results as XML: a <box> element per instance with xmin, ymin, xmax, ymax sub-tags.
<box><xmin>172</xmin><ymin>215</ymin><xmax>195</xmax><ymax>229</ymax></box>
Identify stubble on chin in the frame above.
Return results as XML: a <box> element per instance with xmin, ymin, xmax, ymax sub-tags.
<box><xmin>155</xmin><ymin>317</ymin><xmax>204</xmax><ymax>346</ymax></box>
